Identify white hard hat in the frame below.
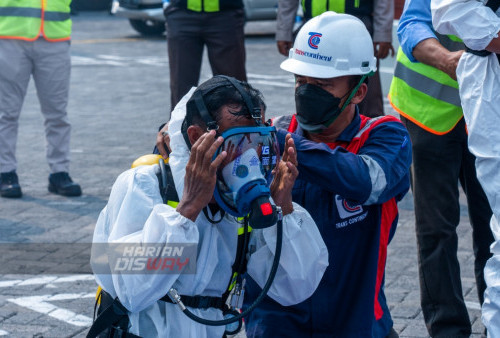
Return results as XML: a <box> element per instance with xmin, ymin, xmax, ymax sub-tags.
<box><xmin>280</xmin><ymin>11</ymin><xmax>377</xmax><ymax>79</ymax></box>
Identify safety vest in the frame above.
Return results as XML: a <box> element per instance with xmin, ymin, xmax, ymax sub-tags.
<box><xmin>169</xmin><ymin>0</ymin><xmax>243</xmax><ymax>12</ymax></box>
<box><xmin>0</xmin><ymin>0</ymin><xmax>71</xmax><ymax>41</ymax></box>
<box><xmin>388</xmin><ymin>34</ymin><xmax>464</xmax><ymax>135</ymax></box>
<box><xmin>301</xmin><ymin>0</ymin><xmax>373</xmax><ymax>19</ymax></box>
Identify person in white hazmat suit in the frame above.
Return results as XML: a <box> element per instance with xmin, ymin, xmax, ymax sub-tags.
<box><xmin>90</xmin><ymin>76</ymin><xmax>328</xmax><ymax>337</ymax></box>
<box><xmin>431</xmin><ymin>0</ymin><xmax>500</xmax><ymax>335</ymax></box>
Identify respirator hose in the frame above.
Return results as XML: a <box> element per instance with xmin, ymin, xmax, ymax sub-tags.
<box><xmin>171</xmin><ymin>215</ymin><xmax>283</xmax><ymax>326</ymax></box>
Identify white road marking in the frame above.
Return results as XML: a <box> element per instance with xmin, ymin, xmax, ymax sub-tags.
<box><xmin>251</xmin><ymin>79</ymin><xmax>294</xmax><ymax>88</ymax></box>
<box><xmin>0</xmin><ymin>275</ymin><xmax>94</xmax><ymax>288</ymax></box>
<box><xmin>0</xmin><ymin>330</ymin><xmax>9</xmax><ymax>336</ymax></box>
<box><xmin>247</xmin><ymin>73</ymin><xmax>293</xmax><ymax>80</ymax></box>
<box><xmin>71</xmin><ymin>56</ymin><xmax>127</xmax><ymax>66</ymax></box>
<box><xmin>72</xmin><ymin>55</ymin><xmax>167</xmax><ymax>67</ymax></box>
<box><xmin>7</xmin><ymin>293</ymin><xmax>95</xmax><ymax>327</ymax></box>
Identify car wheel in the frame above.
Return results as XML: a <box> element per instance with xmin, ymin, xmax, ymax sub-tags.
<box><xmin>129</xmin><ymin>19</ymin><xmax>165</xmax><ymax>36</ymax></box>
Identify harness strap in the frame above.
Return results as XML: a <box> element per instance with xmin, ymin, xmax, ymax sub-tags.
<box><xmin>87</xmin><ymin>294</ymin><xmax>140</xmax><ymax>338</ymax></box>
<box><xmin>161</xmin><ymin>294</ymin><xmax>227</xmax><ymax>310</ymax></box>
<box><xmin>157</xmin><ymin>160</ymin><xmax>179</xmax><ymax>205</ymax></box>
<box><xmin>222</xmin><ymin>217</ymin><xmax>251</xmax><ymax>303</ymax></box>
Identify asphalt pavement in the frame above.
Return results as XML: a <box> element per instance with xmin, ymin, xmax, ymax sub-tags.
<box><xmin>0</xmin><ymin>11</ymin><xmax>487</xmax><ymax>337</ymax></box>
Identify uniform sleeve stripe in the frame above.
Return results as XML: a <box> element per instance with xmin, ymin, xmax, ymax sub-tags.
<box><xmin>360</xmin><ymin>154</ymin><xmax>387</xmax><ymax>205</ymax></box>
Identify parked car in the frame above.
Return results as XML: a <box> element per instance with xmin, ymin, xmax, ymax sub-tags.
<box><xmin>111</xmin><ymin>0</ymin><xmax>278</xmax><ymax>36</ymax></box>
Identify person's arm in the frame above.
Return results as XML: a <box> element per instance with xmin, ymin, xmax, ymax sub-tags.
<box><xmin>397</xmin><ymin>0</ymin><xmax>439</xmax><ymax>62</ymax></box>
<box><xmin>246</xmin><ymin>133</ymin><xmax>328</xmax><ymax>306</ymax></box>
<box><xmin>276</xmin><ymin>0</ymin><xmax>300</xmax><ymax>56</ymax></box>
<box><xmin>92</xmin><ymin>166</ymin><xmax>200</xmax><ymax>313</ymax></box>
<box><xmin>373</xmin><ymin>0</ymin><xmax>395</xmax><ymax>59</ymax></box>
<box><xmin>246</xmin><ymin>202</ymin><xmax>329</xmax><ymax>306</ymax></box>
<box><xmin>412</xmin><ymin>38</ymin><xmax>464</xmax><ymax>80</ymax></box>
<box><xmin>276</xmin><ymin>119</ymin><xmax>411</xmax><ymax>205</ymax></box>
<box><xmin>398</xmin><ymin>0</ymin><xmax>463</xmax><ymax>80</ymax></box>
<box><xmin>432</xmin><ymin>0</ymin><xmax>500</xmax><ymax>52</ymax></box>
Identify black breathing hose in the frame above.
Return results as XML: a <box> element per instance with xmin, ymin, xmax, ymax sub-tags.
<box><xmin>169</xmin><ymin>216</ymin><xmax>283</xmax><ymax>326</ymax></box>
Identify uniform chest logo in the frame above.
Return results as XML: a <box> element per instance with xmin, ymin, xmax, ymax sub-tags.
<box><xmin>335</xmin><ymin>195</ymin><xmax>363</xmax><ymax>219</ymax></box>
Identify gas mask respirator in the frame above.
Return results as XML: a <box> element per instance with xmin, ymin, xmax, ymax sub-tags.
<box><xmin>182</xmin><ymin>75</ymin><xmax>280</xmax><ymax>229</ymax></box>
<box><xmin>173</xmin><ymin>75</ymin><xmax>285</xmax><ymax>334</ymax></box>
<box><xmin>213</xmin><ymin>125</ymin><xmax>280</xmax><ymax>228</ymax></box>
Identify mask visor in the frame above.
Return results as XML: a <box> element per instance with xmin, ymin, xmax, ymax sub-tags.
<box><xmin>213</xmin><ymin>126</ymin><xmax>280</xmax><ymax>217</ymax></box>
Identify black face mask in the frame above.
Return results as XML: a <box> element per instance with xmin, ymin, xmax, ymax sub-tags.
<box><xmin>295</xmin><ymin>84</ymin><xmax>349</xmax><ymax>132</ymax></box>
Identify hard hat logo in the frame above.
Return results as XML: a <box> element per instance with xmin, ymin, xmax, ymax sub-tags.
<box><xmin>308</xmin><ymin>32</ymin><xmax>322</xmax><ymax>49</ymax></box>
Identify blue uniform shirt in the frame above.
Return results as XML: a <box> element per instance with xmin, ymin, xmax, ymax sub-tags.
<box><xmin>398</xmin><ymin>0</ymin><xmax>437</xmax><ymax>62</ymax></box>
<box><xmin>244</xmin><ymin>110</ymin><xmax>412</xmax><ymax>337</ymax></box>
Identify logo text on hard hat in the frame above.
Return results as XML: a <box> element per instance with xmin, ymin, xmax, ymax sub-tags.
<box><xmin>308</xmin><ymin>32</ymin><xmax>322</xmax><ymax>49</ymax></box>
<box><xmin>295</xmin><ymin>48</ymin><xmax>332</xmax><ymax>62</ymax></box>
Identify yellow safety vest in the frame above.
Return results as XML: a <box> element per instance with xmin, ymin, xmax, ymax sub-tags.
<box><xmin>302</xmin><ymin>0</ymin><xmax>370</xmax><ymax>18</ymax></box>
<box><xmin>186</xmin><ymin>0</ymin><xmax>220</xmax><ymax>12</ymax></box>
<box><xmin>0</xmin><ymin>0</ymin><xmax>71</xmax><ymax>41</ymax></box>
<box><xmin>388</xmin><ymin>34</ymin><xmax>465</xmax><ymax>135</ymax></box>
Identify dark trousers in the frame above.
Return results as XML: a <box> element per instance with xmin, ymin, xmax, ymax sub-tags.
<box><xmin>357</xmin><ymin>14</ymin><xmax>384</xmax><ymax>118</ymax></box>
<box><xmin>165</xmin><ymin>8</ymin><xmax>247</xmax><ymax>112</ymax></box>
<box><xmin>357</xmin><ymin>61</ymin><xmax>384</xmax><ymax>118</ymax></box>
<box><xmin>401</xmin><ymin>117</ymin><xmax>494</xmax><ymax>337</ymax></box>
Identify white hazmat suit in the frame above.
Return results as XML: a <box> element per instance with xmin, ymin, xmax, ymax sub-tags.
<box><xmin>91</xmin><ymin>89</ymin><xmax>329</xmax><ymax>337</ymax></box>
<box><xmin>432</xmin><ymin>0</ymin><xmax>500</xmax><ymax>335</ymax></box>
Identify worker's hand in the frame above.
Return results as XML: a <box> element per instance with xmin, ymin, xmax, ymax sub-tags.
<box><xmin>374</xmin><ymin>42</ymin><xmax>395</xmax><ymax>59</ymax></box>
<box><xmin>277</xmin><ymin>40</ymin><xmax>293</xmax><ymax>57</ymax></box>
<box><xmin>156</xmin><ymin>123</ymin><xmax>171</xmax><ymax>159</ymax></box>
<box><xmin>441</xmin><ymin>50</ymin><xmax>464</xmax><ymax>81</ymax></box>
<box><xmin>176</xmin><ymin>130</ymin><xmax>227</xmax><ymax>222</ymax></box>
<box><xmin>270</xmin><ymin>134</ymin><xmax>298</xmax><ymax>215</ymax></box>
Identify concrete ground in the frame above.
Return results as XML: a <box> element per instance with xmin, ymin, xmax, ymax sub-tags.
<box><xmin>0</xmin><ymin>12</ymin><xmax>488</xmax><ymax>337</ymax></box>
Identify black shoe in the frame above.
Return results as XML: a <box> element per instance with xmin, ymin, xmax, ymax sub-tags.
<box><xmin>48</xmin><ymin>172</ymin><xmax>82</xmax><ymax>197</ymax></box>
<box><xmin>0</xmin><ymin>171</ymin><xmax>22</xmax><ymax>198</ymax></box>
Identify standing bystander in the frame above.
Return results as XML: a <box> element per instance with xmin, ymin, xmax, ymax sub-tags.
<box><xmin>388</xmin><ymin>0</ymin><xmax>494</xmax><ymax>336</ymax></box>
<box><xmin>431</xmin><ymin>0</ymin><xmax>500</xmax><ymax>334</ymax></box>
<box><xmin>0</xmin><ymin>0</ymin><xmax>82</xmax><ymax>198</ymax></box>
<box><xmin>163</xmin><ymin>0</ymin><xmax>247</xmax><ymax>112</ymax></box>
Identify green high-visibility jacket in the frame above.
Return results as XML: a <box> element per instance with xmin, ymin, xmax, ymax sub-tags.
<box><xmin>388</xmin><ymin>34</ymin><xmax>464</xmax><ymax>135</ymax></box>
<box><xmin>0</xmin><ymin>0</ymin><xmax>71</xmax><ymax>41</ymax></box>
<box><xmin>301</xmin><ymin>0</ymin><xmax>373</xmax><ymax>19</ymax></box>
<box><xmin>169</xmin><ymin>0</ymin><xmax>243</xmax><ymax>12</ymax></box>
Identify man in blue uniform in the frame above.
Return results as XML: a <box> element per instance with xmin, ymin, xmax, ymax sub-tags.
<box><xmin>243</xmin><ymin>12</ymin><xmax>412</xmax><ymax>337</ymax></box>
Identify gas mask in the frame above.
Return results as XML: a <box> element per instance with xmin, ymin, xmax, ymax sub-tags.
<box><xmin>182</xmin><ymin>75</ymin><xmax>280</xmax><ymax>228</ymax></box>
<box><xmin>213</xmin><ymin>125</ymin><xmax>280</xmax><ymax>228</ymax></box>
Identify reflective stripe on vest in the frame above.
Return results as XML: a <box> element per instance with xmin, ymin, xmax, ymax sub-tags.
<box><xmin>302</xmin><ymin>0</ymin><xmax>368</xmax><ymax>18</ymax></box>
<box><xmin>187</xmin><ymin>0</ymin><xmax>219</xmax><ymax>12</ymax></box>
<box><xmin>0</xmin><ymin>0</ymin><xmax>71</xmax><ymax>41</ymax></box>
<box><xmin>303</xmin><ymin>0</ymin><xmax>346</xmax><ymax>17</ymax></box>
<box><xmin>388</xmin><ymin>35</ymin><xmax>464</xmax><ymax>135</ymax></box>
